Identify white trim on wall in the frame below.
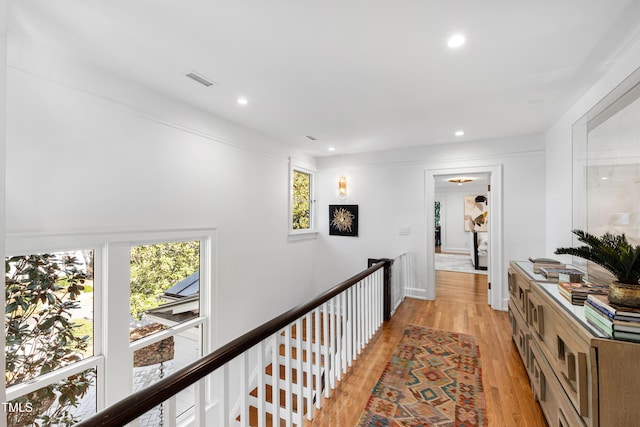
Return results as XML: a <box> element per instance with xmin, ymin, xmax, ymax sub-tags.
<box><xmin>425</xmin><ymin>165</ymin><xmax>505</xmax><ymax>310</ymax></box>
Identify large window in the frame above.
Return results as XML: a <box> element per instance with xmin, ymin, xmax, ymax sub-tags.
<box><xmin>129</xmin><ymin>240</ymin><xmax>203</xmax><ymax>425</ymax></box>
<box><xmin>5</xmin><ymin>229</ymin><xmax>215</xmax><ymax>426</ymax></box>
<box><xmin>5</xmin><ymin>250</ymin><xmax>97</xmax><ymax>426</ymax></box>
<box><xmin>290</xmin><ymin>160</ymin><xmax>316</xmax><ymax>233</ymax></box>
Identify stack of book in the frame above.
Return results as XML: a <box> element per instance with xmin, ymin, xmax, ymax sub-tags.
<box><xmin>540</xmin><ymin>267</ymin><xmax>584</xmax><ymax>281</ymax></box>
<box><xmin>585</xmin><ymin>294</ymin><xmax>640</xmax><ymax>342</ymax></box>
<box><xmin>528</xmin><ymin>257</ymin><xmax>566</xmax><ymax>274</ymax></box>
<box><xmin>557</xmin><ymin>281</ymin><xmax>608</xmax><ymax>305</ymax></box>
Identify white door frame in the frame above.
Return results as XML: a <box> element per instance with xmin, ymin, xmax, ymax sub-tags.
<box><xmin>425</xmin><ymin>165</ymin><xmax>504</xmax><ymax>310</ymax></box>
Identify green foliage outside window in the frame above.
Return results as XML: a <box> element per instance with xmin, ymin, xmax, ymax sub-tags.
<box><xmin>130</xmin><ymin>241</ymin><xmax>200</xmax><ymax>320</ymax></box>
<box><xmin>434</xmin><ymin>201</ymin><xmax>441</xmax><ymax>227</ymax></box>
<box><xmin>292</xmin><ymin>169</ymin><xmax>312</xmax><ymax>229</ymax></box>
<box><xmin>5</xmin><ymin>253</ymin><xmax>95</xmax><ymax>426</ymax></box>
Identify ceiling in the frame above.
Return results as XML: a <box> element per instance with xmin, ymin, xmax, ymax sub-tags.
<box><xmin>8</xmin><ymin>0</ymin><xmax>640</xmax><ymax>157</ymax></box>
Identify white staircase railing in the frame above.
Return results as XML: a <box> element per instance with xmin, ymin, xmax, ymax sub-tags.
<box><xmin>230</xmin><ymin>267</ymin><xmax>385</xmax><ymax>426</ymax></box>
<box><xmin>74</xmin><ymin>259</ymin><xmax>394</xmax><ymax>427</ymax></box>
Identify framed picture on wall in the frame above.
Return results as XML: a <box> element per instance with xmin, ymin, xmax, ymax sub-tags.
<box><xmin>464</xmin><ymin>195</ymin><xmax>488</xmax><ymax>231</ymax></box>
<box><xmin>329</xmin><ymin>205</ymin><xmax>359</xmax><ymax>237</ymax></box>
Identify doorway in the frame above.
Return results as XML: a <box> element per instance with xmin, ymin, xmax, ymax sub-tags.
<box><xmin>425</xmin><ymin>166</ymin><xmax>504</xmax><ymax>310</ymax></box>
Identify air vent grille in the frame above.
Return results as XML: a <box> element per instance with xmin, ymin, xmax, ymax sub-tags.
<box><xmin>186</xmin><ymin>72</ymin><xmax>218</xmax><ymax>87</ymax></box>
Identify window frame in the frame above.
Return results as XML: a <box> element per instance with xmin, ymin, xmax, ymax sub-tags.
<box><xmin>289</xmin><ymin>158</ymin><xmax>317</xmax><ymax>236</ymax></box>
<box><xmin>4</xmin><ymin>227</ymin><xmax>217</xmax><ymax>423</ymax></box>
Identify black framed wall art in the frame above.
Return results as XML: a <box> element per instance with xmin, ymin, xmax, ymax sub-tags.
<box><xmin>329</xmin><ymin>205</ymin><xmax>358</xmax><ymax>237</ymax></box>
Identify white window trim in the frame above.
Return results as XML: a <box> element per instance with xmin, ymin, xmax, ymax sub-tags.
<box><xmin>288</xmin><ymin>158</ymin><xmax>318</xmax><ymax>238</ymax></box>
<box><xmin>4</xmin><ymin>227</ymin><xmax>217</xmax><ymax>418</ymax></box>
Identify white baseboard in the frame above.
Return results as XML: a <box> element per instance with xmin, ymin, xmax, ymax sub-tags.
<box><xmin>404</xmin><ymin>287</ymin><xmax>427</xmax><ymax>299</ymax></box>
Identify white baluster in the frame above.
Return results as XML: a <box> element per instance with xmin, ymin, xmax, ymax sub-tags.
<box><xmin>257</xmin><ymin>341</ymin><xmax>266</xmax><ymax>427</ymax></box>
<box><xmin>240</xmin><ymin>353</ymin><xmax>249</xmax><ymax>427</ymax></box>
<box><xmin>329</xmin><ymin>297</ymin><xmax>340</xmax><ymax>389</ymax></box>
<box><xmin>295</xmin><ymin>318</ymin><xmax>303</xmax><ymax>426</ymax></box>
<box><xmin>322</xmin><ymin>302</ymin><xmax>330</xmax><ymax>399</ymax></box>
<box><xmin>367</xmin><ymin>276</ymin><xmax>372</xmax><ymax>341</ymax></box>
<box><xmin>272</xmin><ymin>333</ymin><xmax>280</xmax><ymax>427</ymax></box>
<box><xmin>220</xmin><ymin>363</ymin><xmax>229</xmax><ymax>427</ymax></box>
<box><xmin>347</xmin><ymin>287</ymin><xmax>353</xmax><ymax>366</ymax></box>
<box><xmin>377</xmin><ymin>271</ymin><xmax>381</xmax><ymax>328</ymax></box>
<box><xmin>284</xmin><ymin>326</ymin><xmax>292</xmax><ymax>427</ymax></box>
<box><xmin>314</xmin><ymin>308</ymin><xmax>322</xmax><ymax>409</ymax></box>
<box><xmin>166</xmin><ymin>396</ymin><xmax>177</xmax><ymax>427</ymax></box>
<box><xmin>359</xmin><ymin>281</ymin><xmax>364</xmax><ymax>353</ymax></box>
<box><xmin>340</xmin><ymin>291</ymin><xmax>347</xmax><ymax>375</ymax></box>
<box><xmin>305</xmin><ymin>313</ymin><xmax>314</xmax><ymax>420</ymax></box>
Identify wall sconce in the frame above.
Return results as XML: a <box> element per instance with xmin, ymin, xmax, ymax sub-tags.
<box><xmin>338</xmin><ymin>176</ymin><xmax>347</xmax><ymax>197</ymax></box>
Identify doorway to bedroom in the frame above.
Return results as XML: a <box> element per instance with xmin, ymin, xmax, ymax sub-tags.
<box><xmin>426</xmin><ymin>165</ymin><xmax>503</xmax><ymax>309</ymax></box>
<box><xmin>434</xmin><ymin>172</ymin><xmax>490</xmax><ymax>275</ymax></box>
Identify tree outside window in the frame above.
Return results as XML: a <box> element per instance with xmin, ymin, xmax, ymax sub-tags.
<box><xmin>5</xmin><ymin>252</ymin><xmax>95</xmax><ymax>426</ymax></box>
<box><xmin>292</xmin><ymin>169</ymin><xmax>312</xmax><ymax>230</ymax></box>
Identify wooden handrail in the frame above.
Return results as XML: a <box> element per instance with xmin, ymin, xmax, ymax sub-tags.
<box><xmin>75</xmin><ymin>259</ymin><xmax>392</xmax><ymax>426</ymax></box>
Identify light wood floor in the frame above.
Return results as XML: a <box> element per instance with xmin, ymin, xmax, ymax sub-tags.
<box><xmin>305</xmin><ymin>270</ymin><xmax>547</xmax><ymax>427</ymax></box>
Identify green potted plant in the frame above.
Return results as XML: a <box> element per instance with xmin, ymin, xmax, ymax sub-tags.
<box><xmin>555</xmin><ymin>230</ymin><xmax>640</xmax><ymax>307</ymax></box>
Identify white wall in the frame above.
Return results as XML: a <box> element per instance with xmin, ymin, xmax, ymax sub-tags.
<box><xmin>314</xmin><ymin>134</ymin><xmax>546</xmax><ymax>303</ymax></box>
<box><xmin>545</xmin><ymin>35</ymin><xmax>640</xmax><ymax>260</ymax></box>
<box><xmin>435</xmin><ymin>184</ymin><xmax>487</xmax><ymax>253</ymax></box>
<box><xmin>5</xmin><ymin>38</ymin><xmax>319</xmax><ymax>348</ymax></box>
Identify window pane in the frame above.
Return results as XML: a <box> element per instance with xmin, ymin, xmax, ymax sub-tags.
<box><xmin>5</xmin><ymin>251</ymin><xmax>94</xmax><ymax>386</ymax></box>
<box><xmin>6</xmin><ymin>367</ymin><xmax>97</xmax><ymax>427</ymax></box>
<box><xmin>293</xmin><ymin>169</ymin><xmax>312</xmax><ymax>229</ymax></box>
<box><xmin>132</xmin><ymin>325</ymin><xmax>201</xmax><ymax>425</ymax></box>
<box><xmin>130</xmin><ymin>241</ymin><xmax>200</xmax><ymax>327</ymax></box>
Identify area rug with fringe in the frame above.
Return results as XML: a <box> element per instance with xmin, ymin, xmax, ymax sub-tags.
<box><xmin>356</xmin><ymin>325</ymin><xmax>487</xmax><ymax>427</ymax></box>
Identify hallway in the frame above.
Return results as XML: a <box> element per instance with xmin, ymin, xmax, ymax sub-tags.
<box><xmin>305</xmin><ymin>270</ymin><xmax>547</xmax><ymax>427</ymax></box>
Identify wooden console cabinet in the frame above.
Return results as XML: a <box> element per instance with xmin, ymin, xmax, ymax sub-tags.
<box><xmin>508</xmin><ymin>260</ymin><xmax>640</xmax><ymax>427</ymax></box>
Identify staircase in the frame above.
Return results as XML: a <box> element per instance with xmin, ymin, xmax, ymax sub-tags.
<box><xmin>236</xmin><ymin>314</ymin><xmax>334</xmax><ymax>427</ymax></box>
<box><xmin>74</xmin><ymin>259</ymin><xmax>396</xmax><ymax>427</ymax></box>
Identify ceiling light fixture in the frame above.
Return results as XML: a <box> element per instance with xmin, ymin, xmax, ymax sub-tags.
<box><xmin>448</xmin><ymin>178</ymin><xmax>473</xmax><ymax>185</ymax></box>
<box><xmin>237</xmin><ymin>97</ymin><xmax>249</xmax><ymax>105</ymax></box>
<box><xmin>328</xmin><ymin>147</ymin><xmax>336</xmax><ymax>152</ymax></box>
<box><xmin>447</xmin><ymin>34</ymin><xmax>466</xmax><ymax>48</ymax></box>
<box><xmin>455</xmin><ymin>130</ymin><xmax>465</xmax><ymax>137</ymax></box>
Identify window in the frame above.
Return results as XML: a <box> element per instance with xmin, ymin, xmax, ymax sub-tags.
<box><xmin>5</xmin><ymin>249</ymin><xmax>97</xmax><ymax>426</ymax></box>
<box><xmin>129</xmin><ymin>240</ymin><xmax>203</xmax><ymax>425</ymax></box>
<box><xmin>5</xmin><ymin>229</ymin><xmax>215</xmax><ymax>426</ymax></box>
<box><xmin>290</xmin><ymin>159</ymin><xmax>316</xmax><ymax>234</ymax></box>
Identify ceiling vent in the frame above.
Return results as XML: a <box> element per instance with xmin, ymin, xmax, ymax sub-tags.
<box><xmin>185</xmin><ymin>72</ymin><xmax>218</xmax><ymax>87</ymax></box>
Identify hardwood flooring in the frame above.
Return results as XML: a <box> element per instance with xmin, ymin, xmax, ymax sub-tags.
<box><xmin>305</xmin><ymin>270</ymin><xmax>547</xmax><ymax>427</ymax></box>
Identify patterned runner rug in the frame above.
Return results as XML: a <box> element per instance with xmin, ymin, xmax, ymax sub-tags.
<box><xmin>356</xmin><ymin>325</ymin><xmax>487</xmax><ymax>427</ymax></box>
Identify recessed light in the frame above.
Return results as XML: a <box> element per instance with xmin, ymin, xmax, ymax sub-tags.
<box><xmin>328</xmin><ymin>147</ymin><xmax>336</xmax><ymax>152</ymax></box>
<box><xmin>601</xmin><ymin>176</ymin><xmax>609</xmax><ymax>180</ymax></box>
<box><xmin>455</xmin><ymin>130</ymin><xmax>465</xmax><ymax>137</ymax></box>
<box><xmin>237</xmin><ymin>97</ymin><xmax>248</xmax><ymax>105</ymax></box>
<box><xmin>447</xmin><ymin>34</ymin><xmax>466</xmax><ymax>48</ymax></box>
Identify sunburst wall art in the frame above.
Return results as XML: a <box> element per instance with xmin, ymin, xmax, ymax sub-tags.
<box><xmin>329</xmin><ymin>204</ymin><xmax>359</xmax><ymax>237</ymax></box>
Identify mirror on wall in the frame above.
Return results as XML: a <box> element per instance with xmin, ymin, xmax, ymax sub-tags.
<box><xmin>572</xmin><ymin>67</ymin><xmax>640</xmax><ymax>277</ymax></box>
